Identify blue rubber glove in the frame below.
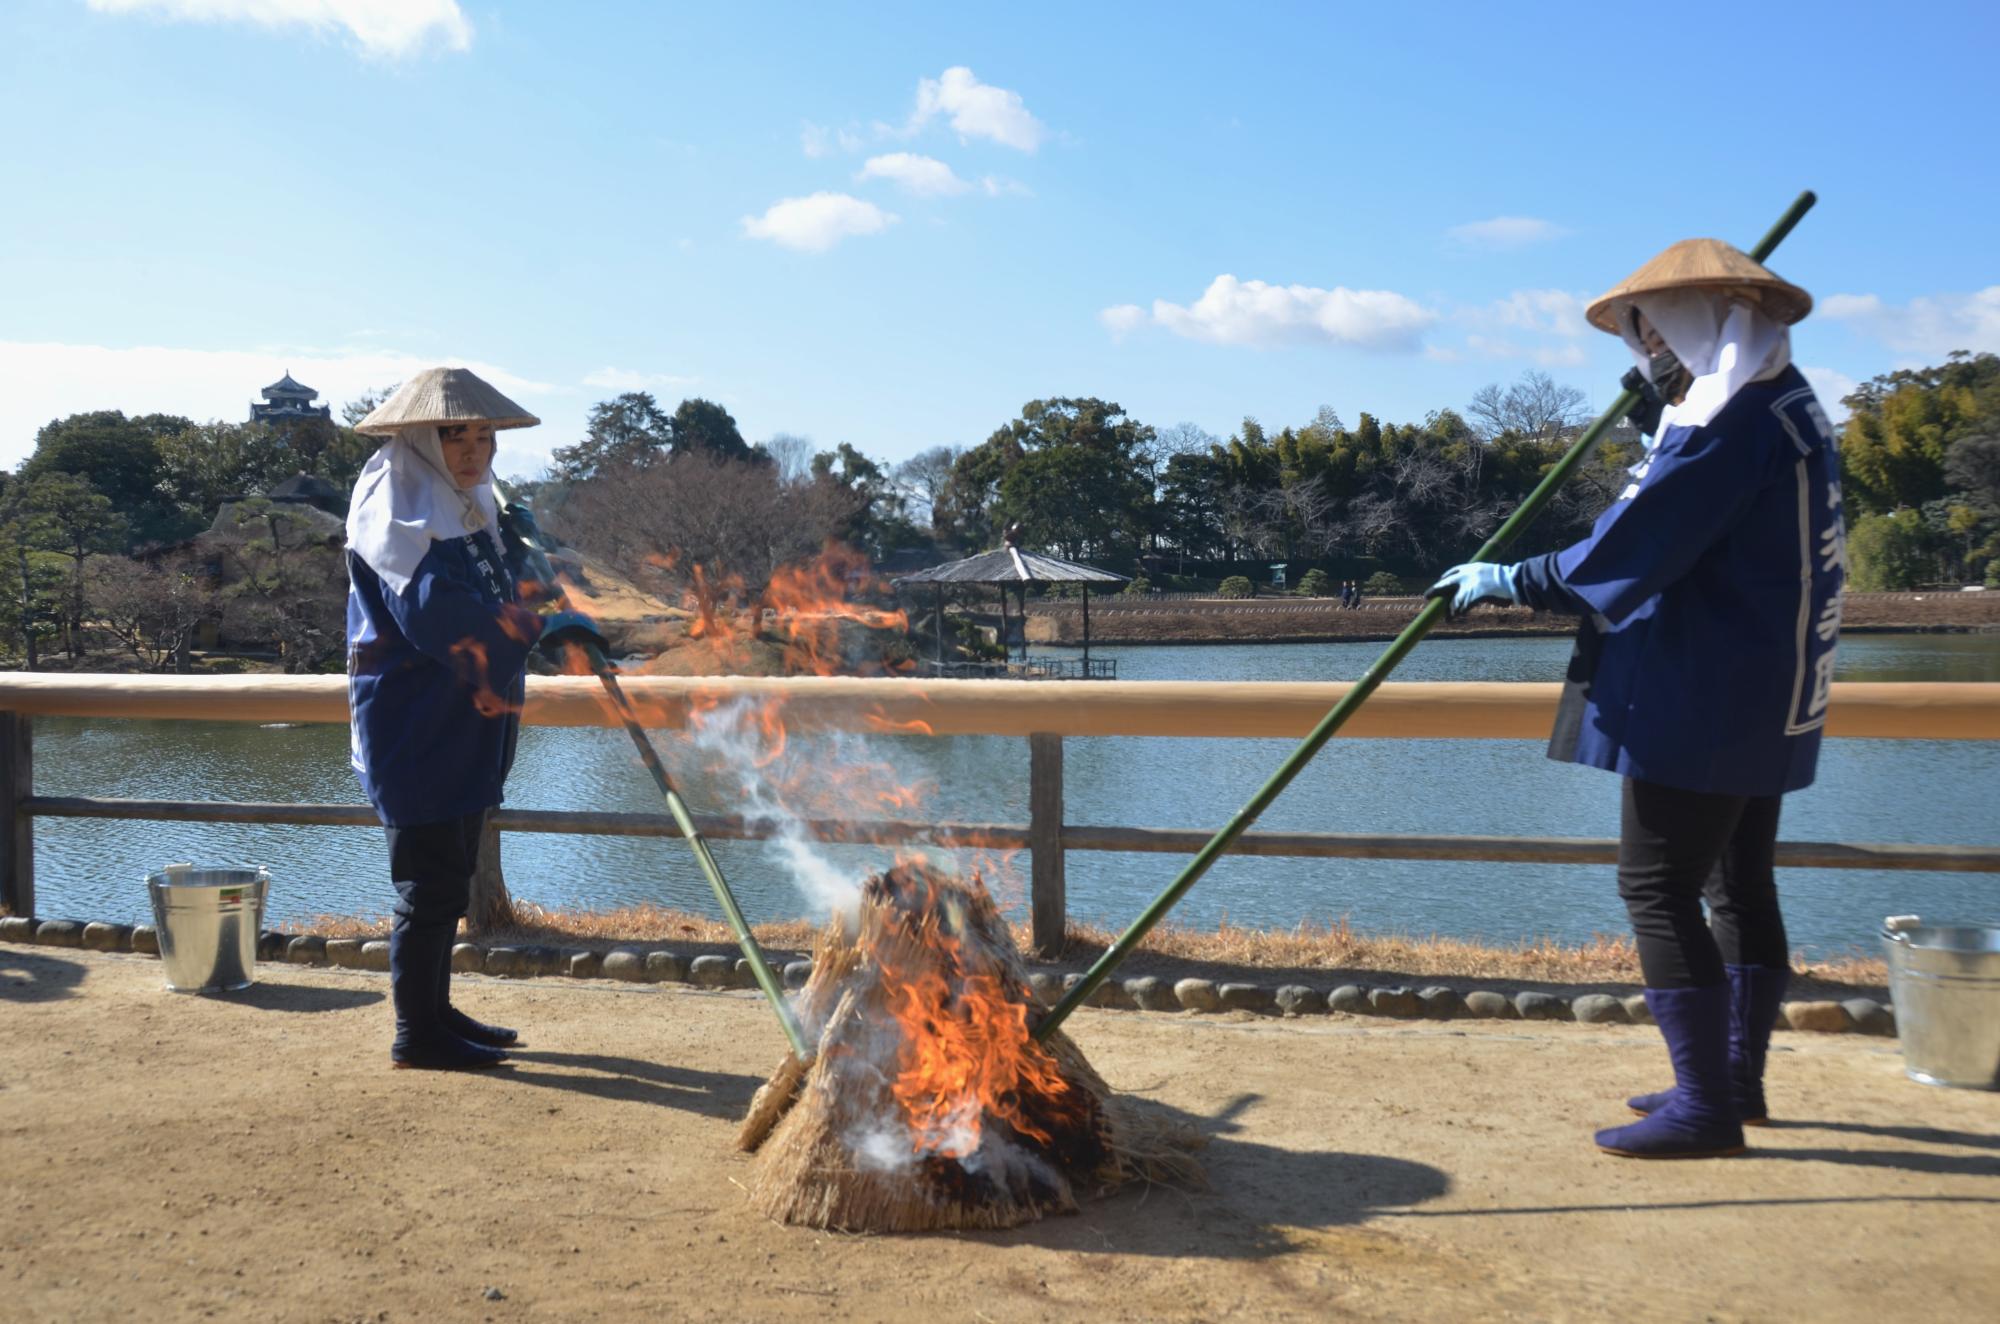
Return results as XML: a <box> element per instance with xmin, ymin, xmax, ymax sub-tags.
<box><xmin>537</xmin><ymin>608</ymin><xmax>609</xmax><ymax>662</ymax></box>
<box><xmin>1424</xmin><ymin>562</ymin><xmax>1522</xmax><ymax>619</ymax></box>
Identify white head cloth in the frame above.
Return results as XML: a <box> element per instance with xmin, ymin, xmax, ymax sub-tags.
<box><xmin>344</xmin><ymin>425</ymin><xmax>499</xmax><ymax>595</ymax></box>
<box><xmin>1616</xmin><ymin>287</ymin><xmax>1792</xmax><ymax>434</ymax></box>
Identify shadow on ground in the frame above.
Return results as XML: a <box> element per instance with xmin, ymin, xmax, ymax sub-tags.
<box><xmin>0</xmin><ymin>949</ymin><xmax>87</xmax><ymax>1003</ymax></box>
<box><xmin>498</xmin><ymin>1048</ymin><xmax>761</xmax><ymax>1120</ymax></box>
<box><xmin>207</xmin><ymin>982</ymin><xmax>384</xmax><ymax>1013</ymax></box>
<box><xmin>1769</xmin><ymin>1118</ymin><xmax>2000</xmax><ymax>1151</ymax></box>
<box><xmin>987</xmin><ymin>1091</ymin><xmax>1452</xmax><ymax>1260</ymax></box>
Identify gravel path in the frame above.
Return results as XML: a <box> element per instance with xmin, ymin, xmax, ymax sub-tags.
<box><xmin>3</xmin><ymin>946</ymin><xmax>1996</xmax><ymax>1322</ymax></box>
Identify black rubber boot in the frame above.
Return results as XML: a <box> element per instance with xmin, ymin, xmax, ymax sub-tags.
<box><xmin>391</xmin><ymin>916</ymin><xmax>507</xmax><ymax>1071</ymax></box>
<box><xmin>435</xmin><ymin>932</ymin><xmax>519</xmax><ymax>1048</ymax></box>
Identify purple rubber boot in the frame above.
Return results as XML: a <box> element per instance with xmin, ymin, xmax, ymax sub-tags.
<box><xmin>1627</xmin><ymin>964</ymin><xmax>1788</xmax><ymax>1125</ymax></box>
<box><xmin>1597</xmin><ymin>984</ymin><xmax>1745</xmax><ymax>1159</ymax></box>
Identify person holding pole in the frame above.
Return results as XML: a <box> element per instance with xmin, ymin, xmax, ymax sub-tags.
<box><xmin>346</xmin><ymin>368</ymin><xmax>604</xmax><ymax>1071</ymax></box>
<box><xmin>1426</xmin><ymin>240</ymin><xmax>1846</xmax><ymax>1158</ymax></box>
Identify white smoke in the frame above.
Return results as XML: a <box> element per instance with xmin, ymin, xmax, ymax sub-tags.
<box><xmin>685</xmin><ymin>695</ymin><xmax>867</xmax><ymax>920</ymax></box>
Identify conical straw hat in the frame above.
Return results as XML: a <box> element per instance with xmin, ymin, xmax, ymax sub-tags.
<box><xmin>353</xmin><ymin>366</ymin><xmax>540</xmax><ymax>436</ymax></box>
<box><xmin>1586</xmin><ymin>238</ymin><xmax>1812</xmax><ymax>335</ymax></box>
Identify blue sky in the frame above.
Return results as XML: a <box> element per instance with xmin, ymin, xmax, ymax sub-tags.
<box><xmin>2</xmin><ymin>0</ymin><xmax>1996</xmax><ymax>478</ymax></box>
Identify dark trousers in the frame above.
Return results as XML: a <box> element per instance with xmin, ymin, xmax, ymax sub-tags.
<box><xmin>387</xmin><ymin>811</ymin><xmax>486</xmax><ymax>926</ymax></box>
<box><xmin>386</xmin><ymin>811</ymin><xmax>486</xmax><ymax>1045</ymax></box>
<box><xmin>1617</xmin><ymin>778</ymin><xmax>1788</xmax><ymax>989</ymax></box>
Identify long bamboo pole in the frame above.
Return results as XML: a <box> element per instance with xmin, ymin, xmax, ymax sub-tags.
<box><xmin>495</xmin><ymin>484</ymin><xmax>809</xmax><ymax>1059</ymax></box>
<box><xmin>1034</xmin><ymin>191</ymin><xmax>1820</xmax><ymax>1041</ymax></box>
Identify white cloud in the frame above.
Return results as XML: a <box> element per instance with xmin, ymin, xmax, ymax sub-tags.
<box><xmin>85</xmin><ymin>0</ymin><xmax>471</xmax><ymax>58</ymax></box>
<box><xmin>800</xmin><ymin>122</ymin><xmax>865</xmax><ymax>158</ymax></box>
<box><xmin>1098</xmin><ymin>304</ymin><xmax>1147</xmax><ymax>341</ymax></box>
<box><xmin>1463</xmin><ymin>334</ymin><xmax>1588</xmax><ymax>368</ymax></box>
<box><xmin>907</xmin><ymin>67</ymin><xmax>1046</xmax><ymax>151</ymax></box>
<box><xmin>1475</xmin><ymin>288</ymin><xmax>1592</xmax><ymax>338</ymax></box>
<box><xmin>1442</xmin><ymin>289</ymin><xmax>1593</xmax><ymax>366</ymax></box>
<box><xmin>1135</xmin><ymin>275</ymin><xmax>1435</xmax><ymax>351</ymax></box>
<box><xmin>1820</xmin><ymin>287</ymin><xmax>2000</xmax><ymax>357</ymax></box>
<box><xmin>1798</xmin><ymin>364</ymin><xmax>1858</xmax><ymax>422</ymax></box>
<box><xmin>740</xmin><ymin>192</ymin><xmax>897</xmax><ymax>253</ymax></box>
<box><xmin>582</xmin><ymin>367</ymin><xmax>699</xmax><ymax>393</ymax></box>
<box><xmin>0</xmin><ymin>341</ymin><xmax>556</xmax><ymax>469</ymax></box>
<box><xmin>1446</xmin><ymin>216</ymin><xmax>1571</xmax><ymax>250</ymax></box>
<box><xmin>981</xmin><ymin>175</ymin><xmax>1032</xmax><ymax>197</ymax></box>
<box><xmin>856</xmin><ymin>152</ymin><xmax>969</xmax><ymax>197</ymax></box>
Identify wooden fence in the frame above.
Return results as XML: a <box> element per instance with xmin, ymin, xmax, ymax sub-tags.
<box><xmin>2</xmin><ymin>674</ymin><xmax>1996</xmax><ymax>953</ymax></box>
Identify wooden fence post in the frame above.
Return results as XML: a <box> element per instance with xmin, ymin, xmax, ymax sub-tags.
<box><xmin>1028</xmin><ymin>731</ymin><xmax>1065</xmax><ymax>957</ymax></box>
<box><xmin>466</xmin><ymin>811</ymin><xmax>515</xmax><ymax>935</ymax></box>
<box><xmin>0</xmin><ymin>712</ymin><xmax>32</xmax><ymax>917</ymax></box>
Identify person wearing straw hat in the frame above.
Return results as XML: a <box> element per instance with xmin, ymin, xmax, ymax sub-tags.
<box><xmin>347</xmin><ymin>367</ymin><xmax>605</xmax><ymax>1071</ymax></box>
<box><xmin>1426</xmin><ymin>240</ymin><xmax>1846</xmax><ymax>1158</ymax></box>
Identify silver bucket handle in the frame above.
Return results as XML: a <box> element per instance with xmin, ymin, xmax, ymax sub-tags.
<box><xmin>1882</xmin><ymin>914</ymin><xmax>1923</xmax><ymax>943</ymax></box>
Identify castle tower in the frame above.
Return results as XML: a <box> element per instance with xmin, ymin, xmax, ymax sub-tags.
<box><xmin>250</xmin><ymin>371</ymin><xmax>333</xmax><ymax>424</ymax></box>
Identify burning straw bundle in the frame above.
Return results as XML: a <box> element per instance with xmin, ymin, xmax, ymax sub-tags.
<box><xmin>737</xmin><ymin>862</ymin><xmax>1204</xmax><ymax>1232</ymax></box>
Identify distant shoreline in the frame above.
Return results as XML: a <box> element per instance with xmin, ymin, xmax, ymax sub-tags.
<box><xmin>1023</xmin><ymin>591</ymin><xmax>2000</xmax><ymax>648</ymax></box>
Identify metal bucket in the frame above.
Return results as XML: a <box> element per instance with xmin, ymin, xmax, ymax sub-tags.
<box><xmin>146</xmin><ymin>865</ymin><xmax>270</xmax><ymax>993</ymax></box>
<box><xmin>1881</xmin><ymin>917</ymin><xmax>2000</xmax><ymax>1089</ymax></box>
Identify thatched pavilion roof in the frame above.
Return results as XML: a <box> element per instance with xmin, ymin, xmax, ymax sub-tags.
<box><xmin>894</xmin><ymin>546</ymin><xmax>1127</xmax><ymax>587</ymax></box>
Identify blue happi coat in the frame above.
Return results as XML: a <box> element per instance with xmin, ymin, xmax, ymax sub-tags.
<box><xmin>346</xmin><ymin>529</ymin><xmax>543</xmax><ymax>827</ymax></box>
<box><xmin>1513</xmin><ymin>366</ymin><xmax>1846</xmax><ymax>797</ymax></box>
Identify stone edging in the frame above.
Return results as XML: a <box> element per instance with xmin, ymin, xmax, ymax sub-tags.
<box><xmin>0</xmin><ymin>916</ymin><xmax>1897</xmax><ymax>1037</ymax></box>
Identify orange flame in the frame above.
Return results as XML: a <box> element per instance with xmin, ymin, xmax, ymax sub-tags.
<box><xmin>870</xmin><ymin>871</ymin><xmax>1080</xmax><ymax>1159</ymax></box>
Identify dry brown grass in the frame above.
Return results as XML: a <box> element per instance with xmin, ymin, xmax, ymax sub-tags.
<box><xmin>285</xmin><ymin>902</ymin><xmax>1889</xmax><ymax>990</ymax></box>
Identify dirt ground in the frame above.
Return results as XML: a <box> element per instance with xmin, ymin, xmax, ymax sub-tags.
<box><xmin>4</xmin><ymin>948</ymin><xmax>1996</xmax><ymax>1323</ymax></box>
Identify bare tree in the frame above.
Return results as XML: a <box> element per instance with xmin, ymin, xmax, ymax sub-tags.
<box><xmin>550</xmin><ymin>454</ymin><xmax>862</xmax><ymax>629</ymax></box>
<box><xmin>892</xmin><ymin>445</ymin><xmax>960</xmax><ymax>532</ymax></box>
<box><xmin>1468</xmin><ymin>370</ymin><xmax>1591</xmax><ymax>443</ymax></box>
<box><xmin>1147</xmin><ymin>423</ymin><xmax>1220</xmax><ymax>480</ymax></box>
<box><xmin>759</xmin><ymin>432</ymin><xmax>818</xmax><ymax>486</ymax></box>
<box><xmin>83</xmin><ymin>552</ymin><xmax>216</xmax><ymax>672</ymax></box>
<box><xmin>1251</xmin><ymin>475</ymin><xmax>1337</xmax><ymax>561</ymax></box>
<box><xmin>207</xmin><ymin>500</ymin><xmax>348</xmax><ymax>673</ymax></box>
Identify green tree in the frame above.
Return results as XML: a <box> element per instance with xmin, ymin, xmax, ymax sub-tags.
<box><xmin>812</xmin><ymin>442</ymin><xmax>927</xmax><ymax>557</ymax></box>
<box><xmin>1846</xmin><ymin>509</ymin><xmax>1936</xmax><ymax>590</ymax></box>
<box><xmin>549</xmin><ymin>392</ymin><xmax>676</xmax><ymax>480</ymax></box>
<box><xmin>937</xmin><ymin>431</ymin><xmax>1025</xmax><ymax>551</ymax></box>
<box><xmin>671</xmin><ymin>397</ymin><xmax>756</xmax><ymax>462</ymax></box>
<box><xmin>341</xmin><ymin>384</ymin><xmax>399</xmax><ymax>427</ymax></box>
<box><xmin>11</xmin><ymin>473</ymin><xmax>127</xmax><ymax>659</ymax></box>
<box><xmin>0</xmin><ymin>516</ymin><xmax>67</xmax><ymax>670</ymax></box>
<box><xmin>1840</xmin><ymin>352</ymin><xmax>2000</xmax><ymax>514</ymax></box>
<box><xmin>892</xmin><ymin>444</ymin><xmax>961</xmax><ymax>533</ymax></box>
<box><xmin>156</xmin><ymin>422</ymin><xmax>289</xmax><ymax>528</ymax></box>
<box><xmin>980</xmin><ymin>398</ymin><xmax>1154</xmax><ymax>562</ymax></box>
<box><xmin>19</xmin><ymin>410</ymin><xmax>187</xmax><ymax>548</ymax></box>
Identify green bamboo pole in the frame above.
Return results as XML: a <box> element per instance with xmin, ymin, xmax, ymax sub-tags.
<box><xmin>1035</xmin><ymin>191</ymin><xmax>1818</xmax><ymax>1041</ymax></box>
<box><xmin>494</xmin><ymin>485</ymin><xmax>810</xmax><ymax>1059</ymax></box>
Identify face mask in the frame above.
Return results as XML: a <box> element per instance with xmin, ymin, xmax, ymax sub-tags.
<box><xmin>1647</xmin><ymin>348</ymin><xmax>1693</xmax><ymax>405</ymax></box>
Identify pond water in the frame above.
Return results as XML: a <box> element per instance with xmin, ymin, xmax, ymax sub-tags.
<box><xmin>27</xmin><ymin>633</ymin><xmax>2000</xmax><ymax>959</ymax></box>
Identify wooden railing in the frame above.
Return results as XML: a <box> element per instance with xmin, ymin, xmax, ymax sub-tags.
<box><xmin>3</xmin><ymin>674</ymin><xmax>1997</xmax><ymax>952</ymax></box>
